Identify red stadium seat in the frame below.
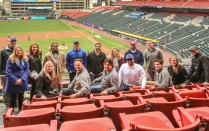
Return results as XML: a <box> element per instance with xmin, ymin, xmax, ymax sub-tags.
<box><xmin>104</xmin><ymin>100</ymin><xmax>146</xmax><ymax>131</ymax></box>
<box><xmin>0</xmin><ymin>120</ymin><xmax>57</xmax><ymax>131</ymax></box>
<box><xmin>60</xmin><ymin>117</ymin><xmax>116</xmax><ymax>131</ymax></box>
<box><xmin>60</xmin><ymin>97</ymin><xmax>93</xmax><ymax>108</ymax></box>
<box><xmin>3</xmin><ymin>107</ymin><xmax>55</xmax><ymax>127</ymax></box>
<box><xmin>32</xmin><ymin>95</ymin><xmax>59</xmax><ymax>102</ymax></box>
<box><xmin>58</xmin><ymin>100</ymin><xmax>104</xmax><ymax>121</ymax></box>
<box><xmin>185</xmin><ymin>97</ymin><xmax>209</xmax><ymax>108</ymax></box>
<box><xmin>22</xmin><ymin>99</ymin><xmax>58</xmax><ymax>110</ymax></box>
<box><xmin>92</xmin><ymin>92</ymin><xmax>123</xmax><ymax>102</ymax></box>
<box><xmin>179</xmin><ymin>90</ymin><xmax>208</xmax><ymax>99</ymax></box>
<box><xmin>119</xmin><ymin>111</ymin><xmax>175</xmax><ymax>130</ymax></box>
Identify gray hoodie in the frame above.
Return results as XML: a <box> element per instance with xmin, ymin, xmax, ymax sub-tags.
<box><xmin>68</xmin><ymin>68</ymin><xmax>91</xmax><ymax>97</ymax></box>
<box><xmin>95</xmin><ymin>68</ymin><xmax>119</xmax><ymax>94</ymax></box>
<box><xmin>155</xmin><ymin>68</ymin><xmax>173</xmax><ymax>88</ymax></box>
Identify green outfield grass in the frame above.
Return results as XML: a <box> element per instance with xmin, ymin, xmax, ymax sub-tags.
<box><xmin>0</xmin><ymin>20</ymin><xmax>129</xmax><ymax>54</ymax></box>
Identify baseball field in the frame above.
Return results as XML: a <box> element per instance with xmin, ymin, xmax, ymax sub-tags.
<box><xmin>0</xmin><ymin>20</ymin><xmax>129</xmax><ymax>57</ymax></box>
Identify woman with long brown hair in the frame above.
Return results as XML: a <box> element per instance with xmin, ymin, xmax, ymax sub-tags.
<box><xmin>168</xmin><ymin>56</ymin><xmax>188</xmax><ymax>85</ymax></box>
<box><xmin>5</xmin><ymin>46</ymin><xmax>29</xmax><ymax>111</ymax></box>
<box><xmin>110</xmin><ymin>47</ymin><xmax>124</xmax><ymax>72</ymax></box>
<box><xmin>26</xmin><ymin>43</ymin><xmax>42</xmax><ymax>102</ymax></box>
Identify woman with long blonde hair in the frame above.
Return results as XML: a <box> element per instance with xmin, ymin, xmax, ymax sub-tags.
<box><xmin>36</xmin><ymin>61</ymin><xmax>58</xmax><ymax>100</ymax></box>
<box><xmin>168</xmin><ymin>56</ymin><xmax>188</xmax><ymax>85</ymax></box>
<box><xmin>5</xmin><ymin>46</ymin><xmax>29</xmax><ymax>111</ymax></box>
<box><xmin>111</xmin><ymin>47</ymin><xmax>124</xmax><ymax>72</ymax></box>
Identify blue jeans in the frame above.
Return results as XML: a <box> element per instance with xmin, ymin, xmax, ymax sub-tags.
<box><xmin>90</xmin><ymin>74</ymin><xmax>101</xmax><ymax>82</ymax></box>
<box><xmin>120</xmin><ymin>83</ymin><xmax>132</xmax><ymax>91</ymax></box>
<box><xmin>90</xmin><ymin>82</ymin><xmax>103</xmax><ymax>93</ymax></box>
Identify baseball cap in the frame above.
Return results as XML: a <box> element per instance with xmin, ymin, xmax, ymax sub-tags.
<box><xmin>10</xmin><ymin>36</ymin><xmax>17</xmax><ymax>41</ymax></box>
<box><xmin>129</xmin><ymin>41</ymin><xmax>136</xmax><ymax>46</ymax></box>
<box><xmin>73</xmin><ymin>40</ymin><xmax>79</xmax><ymax>44</ymax></box>
<box><xmin>189</xmin><ymin>45</ymin><xmax>198</xmax><ymax>51</ymax></box>
<box><xmin>126</xmin><ymin>54</ymin><xmax>134</xmax><ymax>60</ymax></box>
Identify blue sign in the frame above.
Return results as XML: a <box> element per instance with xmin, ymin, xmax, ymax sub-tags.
<box><xmin>30</xmin><ymin>16</ymin><xmax>46</xmax><ymax>20</ymax></box>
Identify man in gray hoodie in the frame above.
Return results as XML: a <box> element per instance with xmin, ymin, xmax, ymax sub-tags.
<box><xmin>91</xmin><ymin>58</ymin><xmax>119</xmax><ymax>95</ymax></box>
<box><xmin>0</xmin><ymin>37</ymin><xmax>17</xmax><ymax>107</ymax></box>
<box><xmin>62</xmin><ymin>59</ymin><xmax>91</xmax><ymax>98</ymax></box>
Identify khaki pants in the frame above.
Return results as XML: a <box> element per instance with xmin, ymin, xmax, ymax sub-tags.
<box><xmin>1</xmin><ymin>76</ymin><xmax>10</xmax><ymax>105</ymax></box>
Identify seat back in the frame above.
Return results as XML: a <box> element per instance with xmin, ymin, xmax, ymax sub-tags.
<box><xmin>22</xmin><ymin>100</ymin><xmax>58</xmax><ymax>110</ymax></box>
<box><xmin>187</xmin><ymin>97</ymin><xmax>209</xmax><ymax>108</ymax></box>
<box><xmin>32</xmin><ymin>95</ymin><xmax>59</xmax><ymax>102</ymax></box>
<box><xmin>179</xmin><ymin>90</ymin><xmax>208</xmax><ymax>99</ymax></box>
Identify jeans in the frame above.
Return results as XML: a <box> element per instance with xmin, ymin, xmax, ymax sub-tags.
<box><xmin>120</xmin><ymin>83</ymin><xmax>132</xmax><ymax>91</ymax></box>
<box><xmin>90</xmin><ymin>74</ymin><xmax>101</xmax><ymax>82</ymax></box>
<box><xmin>69</xmin><ymin>72</ymin><xmax>76</xmax><ymax>83</ymax></box>
<box><xmin>90</xmin><ymin>82</ymin><xmax>102</xmax><ymax>93</ymax></box>
<box><xmin>62</xmin><ymin>88</ymin><xmax>75</xmax><ymax>96</ymax></box>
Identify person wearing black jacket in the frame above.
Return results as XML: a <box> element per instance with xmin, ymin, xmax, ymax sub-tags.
<box><xmin>87</xmin><ymin>43</ymin><xmax>106</xmax><ymax>81</ymax></box>
<box><xmin>0</xmin><ymin>36</ymin><xmax>17</xmax><ymax>107</ymax></box>
<box><xmin>183</xmin><ymin>46</ymin><xmax>209</xmax><ymax>86</ymax></box>
<box><xmin>168</xmin><ymin>56</ymin><xmax>188</xmax><ymax>85</ymax></box>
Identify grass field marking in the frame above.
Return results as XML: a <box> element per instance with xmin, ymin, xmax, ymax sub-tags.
<box><xmin>61</xmin><ymin>20</ymin><xmax>111</xmax><ymax>54</ymax></box>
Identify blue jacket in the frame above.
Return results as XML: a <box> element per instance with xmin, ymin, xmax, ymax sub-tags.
<box><xmin>5</xmin><ymin>58</ymin><xmax>29</xmax><ymax>94</ymax></box>
<box><xmin>66</xmin><ymin>48</ymin><xmax>87</xmax><ymax>72</ymax></box>
<box><xmin>124</xmin><ymin>49</ymin><xmax>144</xmax><ymax>66</ymax></box>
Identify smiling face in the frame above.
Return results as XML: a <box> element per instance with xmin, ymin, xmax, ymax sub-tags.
<box><xmin>104</xmin><ymin>62</ymin><xmax>113</xmax><ymax>72</ymax></box>
<box><xmin>170</xmin><ymin>57</ymin><xmax>178</xmax><ymax>67</ymax></box>
<box><xmin>130</xmin><ymin>44</ymin><xmax>136</xmax><ymax>50</ymax></box>
<box><xmin>9</xmin><ymin>40</ymin><xmax>17</xmax><ymax>49</ymax></box>
<box><xmin>51</xmin><ymin>43</ymin><xmax>58</xmax><ymax>52</ymax></box>
<box><xmin>189</xmin><ymin>49</ymin><xmax>199</xmax><ymax>56</ymax></box>
<box><xmin>15</xmin><ymin>47</ymin><xmax>23</xmax><ymax>58</ymax></box>
<box><xmin>95</xmin><ymin>44</ymin><xmax>101</xmax><ymax>52</ymax></box>
<box><xmin>127</xmin><ymin>58</ymin><xmax>134</xmax><ymax>67</ymax></box>
<box><xmin>154</xmin><ymin>61</ymin><xmax>162</xmax><ymax>71</ymax></box>
<box><xmin>146</xmin><ymin>41</ymin><xmax>154</xmax><ymax>49</ymax></box>
<box><xmin>31</xmin><ymin>44</ymin><xmax>39</xmax><ymax>54</ymax></box>
<box><xmin>46</xmin><ymin>63</ymin><xmax>54</xmax><ymax>73</ymax></box>
<box><xmin>112</xmin><ymin>48</ymin><xmax>119</xmax><ymax>57</ymax></box>
<box><xmin>74</xmin><ymin>42</ymin><xmax>80</xmax><ymax>50</ymax></box>
<box><xmin>74</xmin><ymin>61</ymin><xmax>83</xmax><ymax>72</ymax></box>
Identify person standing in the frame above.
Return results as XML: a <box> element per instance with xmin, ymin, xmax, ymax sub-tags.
<box><xmin>62</xmin><ymin>59</ymin><xmax>91</xmax><ymax>98</ymax></box>
<box><xmin>66</xmin><ymin>40</ymin><xmax>87</xmax><ymax>82</ymax></box>
<box><xmin>0</xmin><ymin>36</ymin><xmax>17</xmax><ymax>108</ymax></box>
<box><xmin>5</xmin><ymin>46</ymin><xmax>29</xmax><ymax>111</ymax></box>
<box><xmin>36</xmin><ymin>61</ymin><xmax>58</xmax><ymax>100</ymax></box>
<box><xmin>26</xmin><ymin>44</ymin><xmax>42</xmax><ymax>102</ymax></box>
<box><xmin>87</xmin><ymin>43</ymin><xmax>106</xmax><ymax>81</ymax></box>
<box><xmin>43</xmin><ymin>43</ymin><xmax>66</xmax><ymax>92</ymax></box>
<box><xmin>119</xmin><ymin>54</ymin><xmax>146</xmax><ymax>91</ymax></box>
<box><xmin>110</xmin><ymin>47</ymin><xmax>124</xmax><ymax>72</ymax></box>
<box><xmin>144</xmin><ymin>40</ymin><xmax>163</xmax><ymax>80</ymax></box>
<box><xmin>124</xmin><ymin>41</ymin><xmax>144</xmax><ymax>66</ymax></box>
<box><xmin>183</xmin><ymin>46</ymin><xmax>209</xmax><ymax>86</ymax></box>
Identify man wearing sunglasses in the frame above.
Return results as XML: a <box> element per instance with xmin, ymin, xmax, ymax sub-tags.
<box><xmin>0</xmin><ymin>36</ymin><xmax>17</xmax><ymax>108</ymax></box>
<box><xmin>119</xmin><ymin>54</ymin><xmax>146</xmax><ymax>91</ymax></box>
<box><xmin>183</xmin><ymin>45</ymin><xmax>209</xmax><ymax>86</ymax></box>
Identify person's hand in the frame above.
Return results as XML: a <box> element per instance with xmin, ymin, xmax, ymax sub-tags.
<box><xmin>30</xmin><ymin>75</ymin><xmax>35</xmax><ymax>79</ymax></box>
<box><xmin>202</xmin><ymin>82</ymin><xmax>209</xmax><ymax>86</ymax></box>
<box><xmin>15</xmin><ymin>79</ymin><xmax>22</xmax><ymax>85</ymax></box>
<box><xmin>180</xmin><ymin>84</ymin><xmax>186</xmax><ymax>88</ymax></box>
<box><xmin>91</xmin><ymin>80</ymin><xmax>96</xmax><ymax>84</ymax></box>
<box><xmin>100</xmin><ymin>91</ymin><xmax>108</xmax><ymax>95</ymax></box>
<box><xmin>70</xmin><ymin>94</ymin><xmax>77</xmax><ymax>98</ymax></box>
<box><xmin>99</xmin><ymin>72</ymin><xmax>103</xmax><ymax>75</ymax></box>
<box><xmin>69</xmin><ymin>71</ymin><xmax>72</xmax><ymax>74</ymax></box>
<box><xmin>41</xmin><ymin>95</ymin><xmax>47</xmax><ymax>100</ymax></box>
<box><xmin>89</xmin><ymin>72</ymin><xmax>94</xmax><ymax>75</ymax></box>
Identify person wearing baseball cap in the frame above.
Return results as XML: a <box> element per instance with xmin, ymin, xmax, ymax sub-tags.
<box><xmin>66</xmin><ymin>40</ymin><xmax>87</xmax><ymax>82</ymax></box>
<box><xmin>124</xmin><ymin>41</ymin><xmax>144</xmax><ymax>66</ymax></box>
<box><xmin>119</xmin><ymin>54</ymin><xmax>146</xmax><ymax>91</ymax></box>
<box><xmin>0</xmin><ymin>36</ymin><xmax>17</xmax><ymax>109</ymax></box>
<box><xmin>182</xmin><ymin>45</ymin><xmax>209</xmax><ymax>86</ymax></box>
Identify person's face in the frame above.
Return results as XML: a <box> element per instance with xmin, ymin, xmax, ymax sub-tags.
<box><xmin>46</xmin><ymin>63</ymin><xmax>54</xmax><ymax>73</ymax></box>
<box><xmin>104</xmin><ymin>62</ymin><xmax>112</xmax><ymax>72</ymax></box>
<box><xmin>112</xmin><ymin>49</ymin><xmax>119</xmax><ymax>57</ymax></box>
<box><xmin>146</xmin><ymin>41</ymin><xmax>153</xmax><ymax>49</ymax></box>
<box><xmin>74</xmin><ymin>43</ymin><xmax>80</xmax><ymax>50</ymax></box>
<box><xmin>127</xmin><ymin>58</ymin><xmax>134</xmax><ymax>66</ymax></box>
<box><xmin>74</xmin><ymin>61</ymin><xmax>83</xmax><ymax>71</ymax></box>
<box><xmin>95</xmin><ymin>44</ymin><xmax>101</xmax><ymax>52</ymax></box>
<box><xmin>130</xmin><ymin>44</ymin><xmax>136</xmax><ymax>50</ymax></box>
<box><xmin>15</xmin><ymin>47</ymin><xmax>23</xmax><ymax>57</ymax></box>
<box><xmin>154</xmin><ymin>62</ymin><xmax>162</xmax><ymax>70</ymax></box>
<box><xmin>31</xmin><ymin>45</ymin><xmax>38</xmax><ymax>54</ymax></box>
<box><xmin>190</xmin><ymin>50</ymin><xmax>199</xmax><ymax>56</ymax></box>
<box><xmin>52</xmin><ymin>44</ymin><xmax>58</xmax><ymax>51</ymax></box>
<box><xmin>170</xmin><ymin>58</ymin><xmax>177</xmax><ymax>67</ymax></box>
<box><xmin>9</xmin><ymin>40</ymin><xmax>17</xmax><ymax>49</ymax></box>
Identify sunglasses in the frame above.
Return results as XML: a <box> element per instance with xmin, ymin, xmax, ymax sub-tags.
<box><xmin>189</xmin><ymin>50</ymin><xmax>196</xmax><ymax>52</ymax></box>
<box><xmin>127</xmin><ymin>59</ymin><xmax>133</xmax><ymax>61</ymax></box>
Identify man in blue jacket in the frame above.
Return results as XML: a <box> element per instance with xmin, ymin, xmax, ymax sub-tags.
<box><xmin>66</xmin><ymin>40</ymin><xmax>87</xmax><ymax>82</ymax></box>
<box><xmin>124</xmin><ymin>41</ymin><xmax>144</xmax><ymax>66</ymax></box>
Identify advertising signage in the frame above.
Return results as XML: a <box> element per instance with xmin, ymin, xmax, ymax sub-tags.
<box><xmin>30</xmin><ymin>16</ymin><xmax>46</xmax><ymax>20</ymax></box>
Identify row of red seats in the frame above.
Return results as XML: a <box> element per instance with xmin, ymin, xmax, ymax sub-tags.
<box><xmin>2</xmin><ymin>85</ymin><xmax>209</xmax><ymax>131</ymax></box>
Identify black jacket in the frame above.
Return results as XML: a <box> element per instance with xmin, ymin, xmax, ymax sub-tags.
<box><xmin>36</xmin><ymin>73</ymin><xmax>56</xmax><ymax>98</ymax></box>
<box><xmin>87</xmin><ymin>51</ymin><xmax>106</xmax><ymax>74</ymax></box>
<box><xmin>0</xmin><ymin>46</ymin><xmax>14</xmax><ymax>75</ymax></box>
<box><xmin>168</xmin><ymin>65</ymin><xmax>188</xmax><ymax>85</ymax></box>
<box><xmin>186</xmin><ymin>53</ymin><xmax>209</xmax><ymax>84</ymax></box>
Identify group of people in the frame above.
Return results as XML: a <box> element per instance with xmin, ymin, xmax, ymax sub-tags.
<box><xmin>0</xmin><ymin>36</ymin><xmax>209</xmax><ymax>111</ymax></box>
